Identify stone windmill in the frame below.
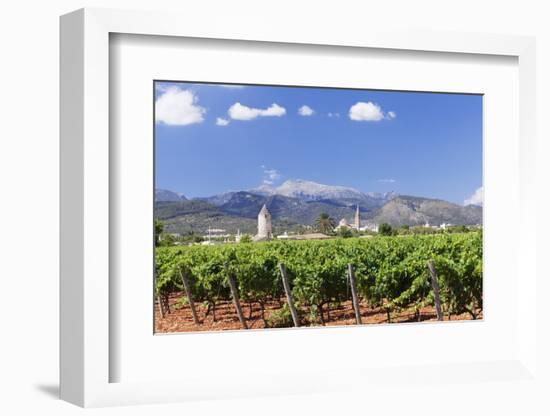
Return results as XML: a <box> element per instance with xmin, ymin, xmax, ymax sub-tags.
<box><xmin>254</xmin><ymin>204</ymin><xmax>273</xmax><ymax>241</ymax></box>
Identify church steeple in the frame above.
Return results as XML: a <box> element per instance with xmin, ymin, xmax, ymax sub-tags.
<box><xmin>354</xmin><ymin>205</ymin><xmax>360</xmax><ymax>230</ymax></box>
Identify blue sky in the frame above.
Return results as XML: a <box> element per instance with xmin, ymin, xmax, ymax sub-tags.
<box><xmin>155</xmin><ymin>81</ymin><xmax>483</xmax><ymax>205</ymax></box>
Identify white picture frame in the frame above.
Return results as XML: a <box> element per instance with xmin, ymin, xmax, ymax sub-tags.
<box><xmin>60</xmin><ymin>7</ymin><xmax>538</xmax><ymax>408</ymax></box>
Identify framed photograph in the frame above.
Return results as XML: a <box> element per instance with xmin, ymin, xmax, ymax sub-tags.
<box><xmin>152</xmin><ymin>80</ymin><xmax>483</xmax><ymax>335</ymax></box>
<box><xmin>60</xmin><ymin>8</ymin><xmax>538</xmax><ymax>408</ymax></box>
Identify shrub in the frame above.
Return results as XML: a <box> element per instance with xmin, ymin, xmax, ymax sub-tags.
<box><xmin>266</xmin><ymin>304</ymin><xmax>296</xmax><ymax>328</ymax></box>
<box><xmin>378</xmin><ymin>223</ymin><xmax>393</xmax><ymax>236</ymax></box>
<box><xmin>239</xmin><ymin>234</ymin><xmax>252</xmax><ymax>243</ymax></box>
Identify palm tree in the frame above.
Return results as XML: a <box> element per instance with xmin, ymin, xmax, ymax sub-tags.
<box><xmin>315</xmin><ymin>212</ymin><xmax>336</xmax><ymax>234</ymax></box>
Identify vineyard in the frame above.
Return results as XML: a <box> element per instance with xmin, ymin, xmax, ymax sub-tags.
<box><xmin>155</xmin><ymin>232</ymin><xmax>483</xmax><ymax>332</ymax></box>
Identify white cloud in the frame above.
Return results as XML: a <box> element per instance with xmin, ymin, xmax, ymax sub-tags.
<box><xmin>155</xmin><ymin>83</ymin><xmax>172</xmax><ymax>93</ymax></box>
<box><xmin>349</xmin><ymin>101</ymin><xmax>395</xmax><ymax>122</ymax></box>
<box><xmin>216</xmin><ymin>117</ymin><xmax>230</xmax><ymax>126</ymax></box>
<box><xmin>298</xmin><ymin>105</ymin><xmax>315</xmax><ymax>116</ymax></box>
<box><xmin>328</xmin><ymin>112</ymin><xmax>340</xmax><ymax>118</ymax></box>
<box><xmin>228</xmin><ymin>102</ymin><xmax>286</xmax><ymax>120</ymax></box>
<box><xmin>262</xmin><ymin>167</ymin><xmax>281</xmax><ymax>185</ymax></box>
<box><xmin>378</xmin><ymin>178</ymin><xmax>396</xmax><ymax>183</ymax></box>
<box><xmin>464</xmin><ymin>187</ymin><xmax>483</xmax><ymax>206</ymax></box>
<box><xmin>155</xmin><ymin>87</ymin><xmax>206</xmax><ymax>126</ymax></box>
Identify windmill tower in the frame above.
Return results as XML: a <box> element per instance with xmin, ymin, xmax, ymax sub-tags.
<box><xmin>354</xmin><ymin>205</ymin><xmax>360</xmax><ymax>230</ymax></box>
<box><xmin>256</xmin><ymin>204</ymin><xmax>273</xmax><ymax>240</ymax></box>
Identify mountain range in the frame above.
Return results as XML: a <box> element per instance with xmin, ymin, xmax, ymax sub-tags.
<box><xmin>155</xmin><ymin>179</ymin><xmax>482</xmax><ymax>235</ymax></box>
<box><xmin>155</xmin><ymin>189</ymin><xmax>187</xmax><ymax>202</ymax></box>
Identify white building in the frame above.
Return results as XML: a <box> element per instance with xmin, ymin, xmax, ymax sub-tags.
<box><xmin>336</xmin><ymin>205</ymin><xmax>362</xmax><ymax>231</ymax></box>
<box><xmin>277</xmin><ymin>231</ymin><xmax>289</xmax><ymax>240</ymax></box>
<box><xmin>202</xmin><ymin>227</ymin><xmax>231</xmax><ymax>242</ymax></box>
<box><xmin>360</xmin><ymin>222</ymin><xmax>379</xmax><ymax>233</ymax></box>
<box><xmin>335</xmin><ymin>217</ymin><xmax>349</xmax><ymax>231</ymax></box>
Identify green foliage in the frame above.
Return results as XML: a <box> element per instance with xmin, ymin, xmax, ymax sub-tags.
<box><xmin>239</xmin><ymin>234</ymin><xmax>252</xmax><ymax>243</ymax></box>
<box><xmin>266</xmin><ymin>304</ymin><xmax>296</xmax><ymax>328</ymax></box>
<box><xmin>192</xmin><ymin>235</ymin><xmax>205</xmax><ymax>243</ymax></box>
<box><xmin>315</xmin><ymin>212</ymin><xmax>336</xmax><ymax>234</ymax></box>
<box><xmin>176</xmin><ymin>232</ymin><xmax>204</xmax><ymax>244</ymax></box>
<box><xmin>337</xmin><ymin>227</ymin><xmax>354</xmax><ymax>238</ymax></box>
<box><xmin>444</xmin><ymin>225</ymin><xmax>469</xmax><ymax>233</ymax></box>
<box><xmin>378</xmin><ymin>223</ymin><xmax>393</xmax><ymax>236</ymax></box>
<box><xmin>154</xmin><ymin>219</ymin><xmax>164</xmax><ymax>246</ymax></box>
<box><xmin>155</xmin><ymin>232</ymin><xmax>483</xmax><ymax>323</ymax></box>
<box><xmin>157</xmin><ymin>233</ymin><xmax>176</xmax><ymax>247</ymax></box>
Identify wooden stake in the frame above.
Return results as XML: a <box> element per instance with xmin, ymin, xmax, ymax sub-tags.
<box><xmin>162</xmin><ymin>294</ymin><xmax>171</xmax><ymax>315</ymax></box>
<box><xmin>427</xmin><ymin>260</ymin><xmax>443</xmax><ymax>321</ymax></box>
<box><xmin>157</xmin><ymin>295</ymin><xmax>164</xmax><ymax>319</ymax></box>
<box><xmin>347</xmin><ymin>264</ymin><xmax>362</xmax><ymax>325</ymax></box>
<box><xmin>278</xmin><ymin>263</ymin><xmax>300</xmax><ymax>327</ymax></box>
<box><xmin>179</xmin><ymin>269</ymin><xmax>199</xmax><ymax>324</ymax></box>
<box><xmin>227</xmin><ymin>273</ymin><xmax>248</xmax><ymax>329</ymax></box>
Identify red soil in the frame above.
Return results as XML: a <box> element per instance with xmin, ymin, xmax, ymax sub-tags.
<box><xmin>154</xmin><ymin>291</ymin><xmax>482</xmax><ymax>333</ymax></box>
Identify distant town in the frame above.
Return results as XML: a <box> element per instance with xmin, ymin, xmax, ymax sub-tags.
<box><xmin>156</xmin><ymin>201</ymin><xmax>481</xmax><ymax>247</ymax></box>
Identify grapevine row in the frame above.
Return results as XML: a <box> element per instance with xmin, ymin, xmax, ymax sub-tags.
<box><xmin>155</xmin><ymin>232</ymin><xmax>483</xmax><ymax>325</ymax></box>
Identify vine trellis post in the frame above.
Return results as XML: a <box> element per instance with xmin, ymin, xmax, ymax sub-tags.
<box><xmin>427</xmin><ymin>259</ymin><xmax>443</xmax><ymax>321</ymax></box>
<box><xmin>179</xmin><ymin>269</ymin><xmax>200</xmax><ymax>324</ymax></box>
<box><xmin>347</xmin><ymin>264</ymin><xmax>362</xmax><ymax>325</ymax></box>
<box><xmin>278</xmin><ymin>263</ymin><xmax>300</xmax><ymax>327</ymax></box>
<box><xmin>227</xmin><ymin>273</ymin><xmax>248</xmax><ymax>329</ymax></box>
